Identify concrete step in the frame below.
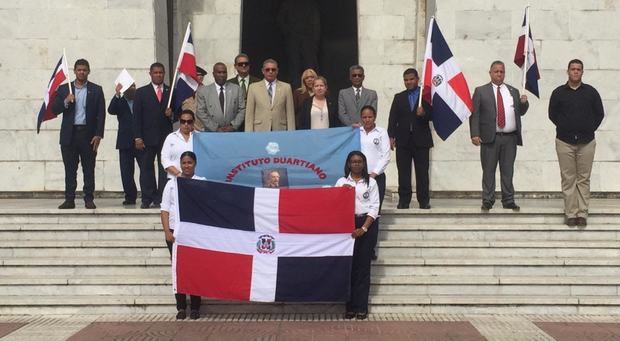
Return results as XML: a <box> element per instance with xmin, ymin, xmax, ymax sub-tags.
<box><xmin>2</xmin><ymin>247</ymin><xmax>169</xmax><ymax>258</ymax></box>
<box><xmin>0</xmin><ymin>231</ymin><xmax>162</xmax><ymax>240</ymax></box>
<box><xmin>0</xmin><ymin>223</ymin><xmax>161</xmax><ymax>231</ymax></box>
<box><xmin>379</xmin><ymin>229</ymin><xmax>620</xmax><ymax>241</ymax></box>
<box><xmin>381</xmin><ymin>214</ymin><xmax>620</xmax><ymax>225</ymax></box>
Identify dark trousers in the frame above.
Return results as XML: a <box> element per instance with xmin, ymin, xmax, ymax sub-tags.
<box><xmin>119</xmin><ymin>148</ymin><xmax>138</xmax><ymax>202</ymax></box>
<box><xmin>480</xmin><ymin>134</ymin><xmax>518</xmax><ymax>205</ymax></box>
<box><xmin>347</xmin><ymin>216</ymin><xmax>379</xmax><ymax>314</ymax></box>
<box><xmin>395</xmin><ymin>145</ymin><xmax>430</xmax><ymax>207</ymax></box>
<box><xmin>166</xmin><ymin>239</ymin><xmax>201</xmax><ymax>311</ymax></box>
<box><xmin>371</xmin><ymin>173</ymin><xmax>386</xmax><ymax>257</ymax></box>
<box><xmin>139</xmin><ymin>144</ymin><xmax>167</xmax><ymax>205</ymax></box>
<box><xmin>60</xmin><ymin>126</ymin><xmax>96</xmax><ymax>202</ymax></box>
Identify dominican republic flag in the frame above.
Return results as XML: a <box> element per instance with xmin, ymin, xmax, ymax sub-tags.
<box><xmin>421</xmin><ymin>17</ymin><xmax>473</xmax><ymax>141</ymax></box>
<box><xmin>36</xmin><ymin>54</ymin><xmax>69</xmax><ymax>133</ymax></box>
<box><xmin>172</xmin><ymin>178</ymin><xmax>355</xmax><ymax>302</ymax></box>
<box><xmin>171</xmin><ymin>22</ymin><xmax>200</xmax><ymax>110</ymax></box>
<box><xmin>514</xmin><ymin>7</ymin><xmax>540</xmax><ymax>98</ymax></box>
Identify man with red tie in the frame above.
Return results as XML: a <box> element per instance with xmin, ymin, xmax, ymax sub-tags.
<box><xmin>470</xmin><ymin>61</ymin><xmax>529</xmax><ymax>211</ymax></box>
<box><xmin>133</xmin><ymin>62</ymin><xmax>174</xmax><ymax>209</ymax></box>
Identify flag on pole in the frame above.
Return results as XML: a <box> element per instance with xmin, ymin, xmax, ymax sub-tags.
<box><xmin>170</xmin><ymin>22</ymin><xmax>199</xmax><ymax>110</ymax></box>
<box><xmin>421</xmin><ymin>17</ymin><xmax>473</xmax><ymax>140</ymax></box>
<box><xmin>172</xmin><ymin>178</ymin><xmax>355</xmax><ymax>302</ymax></box>
<box><xmin>514</xmin><ymin>7</ymin><xmax>540</xmax><ymax>98</ymax></box>
<box><xmin>36</xmin><ymin>54</ymin><xmax>70</xmax><ymax>133</ymax></box>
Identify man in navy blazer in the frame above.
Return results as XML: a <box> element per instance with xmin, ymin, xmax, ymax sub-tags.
<box><xmin>108</xmin><ymin>83</ymin><xmax>138</xmax><ymax>206</ymax></box>
<box><xmin>470</xmin><ymin>61</ymin><xmax>529</xmax><ymax>211</ymax></box>
<box><xmin>52</xmin><ymin>59</ymin><xmax>106</xmax><ymax>209</ymax></box>
<box><xmin>133</xmin><ymin>62</ymin><xmax>174</xmax><ymax>208</ymax></box>
<box><xmin>388</xmin><ymin>68</ymin><xmax>433</xmax><ymax>209</ymax></box>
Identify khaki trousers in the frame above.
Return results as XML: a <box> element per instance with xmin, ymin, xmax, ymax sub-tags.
<box><xmin>555</xmin><ymin>138</ymin><xmax>596</xmax><ymax>218</ymax></box>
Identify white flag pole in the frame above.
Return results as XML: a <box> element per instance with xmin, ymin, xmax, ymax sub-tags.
<box><xmin>64</xmin><ymin>48</ymin><xmax>73</xmax><ymax>96</ymax></box>
<box><xmin>418</xmin><ymin>17</ymin><xmax>434</xmax><ymax>109</ymax></box>
<box><xmin>167</xmin><ymin>22</ymin><xmax>191</xmax><ymax>109</ymax></box>
<box><xmin>521</xmin><ymin>6</ymin><xmax>530</xmax><ymax>92</ymax></box>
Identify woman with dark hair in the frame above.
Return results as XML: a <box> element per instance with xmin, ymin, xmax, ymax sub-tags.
<box><xmin>160</xmin><ymin>151</ymin><xmax>206</xmax><ymax>320</ymax></box>
<box><xmin>161</xmin><ymin>109</ymin><xmax>196</xmax><ymax>179</ymax></box>
<box><xmin>335</xmin><ymin>151</ymin><xmax>380</xmax><ymax>320</ymax></box>
<box><xmin>298</xmin><ymin>76</ymin><xmax>339</xmax><ymax>129</ymax></box>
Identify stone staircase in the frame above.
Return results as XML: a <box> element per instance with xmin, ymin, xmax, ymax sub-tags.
<box><xmin>1</xmin><ymin>201</ymin><xmax>619</xmax><ymax>315</ymax></box>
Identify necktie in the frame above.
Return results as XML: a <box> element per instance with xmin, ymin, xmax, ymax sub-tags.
<box><xmin>408</xmin><ymin>91</ymin><xmax>415</xmax><ymax>112</ymax></box>
<box><xmin>496</xmin><ymin>85</ymin><xmax>505</xmax><ymax>129</ymax></box>
<box><xmin>156</xmin><ymin>85</ymin><xmax>162</xmax><ymax>102</ymax></box>
<box><xmin>219</xmin><ymin>86</ymin><xmax>225</xmax><ymax>112</ymax></box>
<box><xmin>268</xmin><ymin>82</ymin><xmax>273</xmax><ymax>104</ymax></box>
<box><xmin>240</xmin><ymin>78</ymin><xmax>246</xmax><ymax>98</ymax></box>
<box><xmin>355</xmin><ymin>88</ymin><xmax>360</xmax><ymax>102</ymax></box>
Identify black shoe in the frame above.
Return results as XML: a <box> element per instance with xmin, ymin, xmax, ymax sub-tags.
<box><xmin>565</xmin><ymin>217</ymin><xmax>577</xmax><ymax>227</ymax></box>
<box><xmin>58</xmin><ymin>201</ymin><xmax>75</xmax><ymax>209</ymax></box>
<box><xmin>122</xmin><ymin>200</ymin><xmax>136</xmax><ymax>206</ymax></box>
<box><xmin>502</xmin><ymin>202</ymin><xmax>520</xmax><ymax>211</ymax></box>
<box><xmin>356</xmin><ymin>312</ymin><xmax>368</xmax><ymax>320</ymax></box>
<box><xmin>481</xmin><ymin>202</ymin><xmax>492</xmax><ymax>211</ymax></box>
<box><xmin>84</xmin><ymin>201</ymin><xmax>96</xmax><ymax>209</ymax></box>
<box><xmin>397</xmin><ymin>204</ymin><xmax>409</xmax><ymax>209</ymax></box>
<box><xmin>345</xmin><ymin>311</ymin><xmax>356</xmax><ymax>319</ymax></box>
<box><xmin>176</xmin><ymin>310</ymin><xmax>187</xmax><ymax>320</ymax></box>
<box><xmin>189</xmin><ymin>310</ymin><xmax>200</xmax><ymax>320</ymax></box>
<box><xmin>140</xmin><ymin>202</ymin><xmax>152</xmax><ymax>209</ymax></box>
<box><xmin>151</xmin><ymin>203</ymin><xmax>161</xmax><ymax>209</ymax></box>
<box><xmin>576</xmin><ymin>217</ymin><xmax>587</xmax><ymax>227</ymax></box>
<box><xmin>419</xmin><ymin>204</ymin><xmax>431</xmax><ymax>209</ymax></box>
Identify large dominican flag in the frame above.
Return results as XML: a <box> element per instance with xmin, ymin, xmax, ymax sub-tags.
<box><xmin>514</xmin><ymin>7</ymin><xmax>540</xmax><ymax>98</ymax></box>
<box><xmin>36</xmin><ymin>54</ymin><xmax>69</xmax><ymax>133</ymax></box>
<box><xmin>171</xmin><ymin>22</ymin><xmax>200</xmax><ymax>110</ymax></box>
<box><xmin>172</xmin><ymin>178</ymin><xmax>355</xmax><ymax>302</ymax></box>
<box><xmin>422</xmin><ymin>17</ymin><xmax>473</xmax><ymax>141</ymax></box>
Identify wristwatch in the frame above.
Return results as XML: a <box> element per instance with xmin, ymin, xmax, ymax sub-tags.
<box><xmin>361</xmin><ymin>226</ymin><xmax>368</xmax><ymax>233</ymax></box>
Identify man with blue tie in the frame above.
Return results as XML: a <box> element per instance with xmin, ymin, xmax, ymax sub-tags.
<box><xmin>108</xmin><ymin>83</ymin><xmax>138</xmax><ymax>205</ymax></box>
<box><xmin>387</xmin><ymin>68</ymin><xmax>433</xmax><ymax>209</ymax></box>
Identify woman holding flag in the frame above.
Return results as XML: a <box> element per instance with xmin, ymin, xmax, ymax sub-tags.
<box><xmin>160</xmin><ymin>151</ymin><xmax>206</xmax><ymax>320</ymax></box>
<box><xmin>335</xmin><ymin>151</ymin><xmax>380</xmax><ymax>320</ymax></box>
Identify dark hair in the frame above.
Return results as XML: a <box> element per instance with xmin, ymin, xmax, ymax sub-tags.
<box><xmin>568</xmin><ymin>59</ymin><xmax>583</xmax><ymax>69</ymax></box>
<box><xmin>234</xmin><ymin>53</ymin><xmax>250</xmax><ymax>64</ymax></box>
<box><xmin>180</xmin><ymin>109</ymin><xmax>195</xmax><ymax>120</ymax></box>
<box><xmin>403</xmin><ymin>68</ymin><xmax>418</xmax><ymax>78</ymax></box>
<box><xmin>360</xmin><ymin>105</ymin><xmax>376</xmax><ymax>118</ymax></box>
<box><xmin>349</xmin><ymin>65</ymin><xmax>364</xmax><ymax>75</ymax></box>
<box><xmin>74</xmin><ymin>59</ymin><xmax>90</xmax><ymax>70</ymax></box>
<box><xmin>180</xmin><ymin>151</ymin><xmax>197</xmax><ymax>163</ymax></box>
<box><xmin>490</xmin><ymin>60</ymin><xmax>505</xmax><ymax>69</ymax></box>
<box><xmin>344</xmin><ymin>151</ymin><xmax>370</xmax><ymax>187</ymax></box>
<box><xmin>150</xmin><ymin>62</ymin><xmax>165</xmax><ymax>72</ymax></box>
<box><xmin>213</xmin><ymin>62</ymin><xmax>227</xmax><ymax>71</ymax></box>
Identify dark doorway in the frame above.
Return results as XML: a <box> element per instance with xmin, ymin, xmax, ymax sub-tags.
<box><xmin>241</xmin><ymin>0</ymin><xmax>358</xmax><ymax>98</ymax></box>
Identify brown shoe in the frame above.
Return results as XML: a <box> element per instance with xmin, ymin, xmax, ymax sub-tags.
<box><xmin>565</xmin><ymin>217</ymin><xmax>577</xmax><ymax>227</ymax></box>
<box><xmin>576</xmin><ymin>217</ymin><xmax>587</xmax><ymax>227</ymax></box>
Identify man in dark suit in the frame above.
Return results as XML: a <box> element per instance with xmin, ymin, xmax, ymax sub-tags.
<box><xmin>227</xmin><ymin>53</ymin><xmax>259</xmax><ymax>132</ymax></box>
<box><xmin>108</xmin><ymin>83</ymin><xmax>138</xmax><ymax>206</ymax></box>
<box><xmin>470</xmin><ymin>60</ymin><xmax>529</xmax><ymax>211</ymax></box>
<box><xmin>52</xmin><ymin>59</ymin><xmax>106</xmax><ymax>209</ymax></box>
<box><xmin>133</xmin><ymin>62</ymin><xmax>174</xmax><ymax>209</ymax></box>
<box><xmin>388</xmin><ymin>68</ymin><xmax>433</xmax><ymax>209</ymax></box>
<box><xmin>338</xmin><ymin>65</ymin><xmax>378</xmax><ymax>126</ymax></box>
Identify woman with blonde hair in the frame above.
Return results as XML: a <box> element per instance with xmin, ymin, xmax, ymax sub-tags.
<box><xmin>293</xmin><ymin>68</ymin><xmax>317</xmax><ymax>127</ymax></box>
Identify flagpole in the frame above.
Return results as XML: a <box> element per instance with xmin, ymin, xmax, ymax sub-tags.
<box><xmin>418</xmin><ymin>17</ymin><xmax>434</xmax><ymax>109</ymax></box>
<box><xmin>521</xmin><ymin>6</ymin><xmax>530</xmax><ymax>92</ymax></box>
<box><xmin>64</xmin><ymin>48</ymin><xmax>73</xmax><ymax>96</ymax></box>
<box><xmin>167</xmin><ymin>22</ymin><xmax>191</xmax><ymax>109</ymax></box>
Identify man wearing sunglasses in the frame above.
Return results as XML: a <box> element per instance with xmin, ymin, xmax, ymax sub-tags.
<box><xmin>338</xmin><ymin>65</ymin><xmax>378</xmax><ymax>126</ymax></box>
<box><xmin>245</xmin><ymin>59</ymin><xmax>295</xmax><ymax>132</ymax></box>
<box><xmin>227</xmin><ymin>54</ymin><xmax>259</xmax><ymax>132</ymax></box>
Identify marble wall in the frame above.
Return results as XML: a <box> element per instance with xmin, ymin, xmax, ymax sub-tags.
<box><xmin>1</xmin><ymin>0</ymin><xmax>618</xmax><ymax>193</ymax></box>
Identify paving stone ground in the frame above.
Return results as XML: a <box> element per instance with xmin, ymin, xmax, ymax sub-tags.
<box><xmin>1</xmin><ymin>314</ymin><xmax>620</xmax><ymax>340</ymax></box>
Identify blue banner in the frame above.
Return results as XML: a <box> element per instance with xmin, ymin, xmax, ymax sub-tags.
<box><xmin>193</xmin><ymin>127</ymin><xmax>360</xmax><ymax>188</ymax></box>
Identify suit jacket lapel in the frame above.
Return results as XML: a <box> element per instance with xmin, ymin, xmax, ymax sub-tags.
<box><xmin>209</xmin><ymin>85</ymin><xmax>223</xmax><ymax>116</ymax></box>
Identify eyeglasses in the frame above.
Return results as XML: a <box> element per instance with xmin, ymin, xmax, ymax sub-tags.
<box><xmin>180</xmin><ymin>119</ymin><xmax>194</xmax><ymax>125</ymax></box>
<box><xmin>236</xmin><ymin>62</ymin><xmax>249</xmax><ymax>67</ymax></box>
<box><xmin>351</xmin><ymin>73</ymin><xmax>364</xmax><ymax>78</ymax></box>
<box><xmin>264</xmin><ymin>68</ymin><xmax>277</xmax><ymax>72</ymax></box>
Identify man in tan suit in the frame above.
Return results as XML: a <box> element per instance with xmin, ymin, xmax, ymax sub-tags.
<box><xmin>245</xmin><ymin>59</ymin><xmax>295</xmax><ymax>131</ymax></box>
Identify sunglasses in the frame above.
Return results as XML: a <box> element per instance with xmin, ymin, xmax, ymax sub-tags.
<box><xmin>180</xmin><ymin>119</ymin><xmax>194</xmax><ymax>125</ymax></box>
<box><xmin>236</xmin><ymin>62</ymin><xmax>249</xmax><ymax>67</ymax></box>
<box><xmin>264</xmin><ymin>68</ymin><xmax>277</xmax><ymax>72</ymax></box>
<box><xmin>351</xmin><ymin>73</ymin><xmax>364</xmax><ymax>78</ymax></box>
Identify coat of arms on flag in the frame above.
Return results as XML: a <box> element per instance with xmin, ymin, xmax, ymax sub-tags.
<box><xmin>172</xmin><ymin>178</ymin><xmax>356</xmax><ymax>302</ymax></box>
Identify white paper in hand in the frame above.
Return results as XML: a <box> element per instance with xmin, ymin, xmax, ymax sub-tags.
<box><xmin>114</xmin><ymin>69</ymin><xmax>135</xmax><ymax>94</ymax></box>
